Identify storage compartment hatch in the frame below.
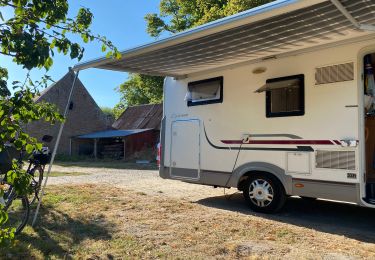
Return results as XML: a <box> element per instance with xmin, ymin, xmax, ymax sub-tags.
<box><xmin>170</xmin><ymin>119</ymin><xmax>200</xmax><ymax>180</ymax></box>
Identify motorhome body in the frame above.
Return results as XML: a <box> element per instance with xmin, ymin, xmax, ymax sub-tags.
<box><xmin>73</xmin><ymin>0</ymin><xmax>375</xmax><ymax>212</ymax></box>
<box><xmin>160</xmin><ymin>37</ymin><xmax>375</xmax><ymax>212</ymax></box>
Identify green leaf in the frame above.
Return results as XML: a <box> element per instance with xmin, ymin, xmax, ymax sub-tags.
<box><xmin>50</xmin><ymin>39</ymin><xmax>56</xmax><ymax>49</ymax></box>
<box><xmin>44</xmin><ymin>57</ymin><xmax>53</xmax><ymax>70</ymax></box>
<box><xmin>105</xmin><ymin>51</ymin><xmax>113</xmax><ymax>58</ymax></box>
<box><xmin>70</xmin><ymin>43</ymin><xmax>80</xmax><ymax>59</ymax></box>
<box><xmin>82</xmin><ymin>33</ymin><xmax>89</xmax><ymax>43</ymax></box>
<box><xmin>36</xmin><ymin>143</ymin><xmax>42</xmax><ymax>151</ymax></box>
<box><xmin>25</xmin><ymin>144</ymin><xmax>34</xmax><ymax>154</ymax></box>
<box><xmin>15</xmin><ymin>7</ymin><xmax>23</xmax><ymax>16</ymax></box>
<box><xmin>0</xmin><ymin>209</ymin><xmax>8</xmax><ymax>226</ymax></box>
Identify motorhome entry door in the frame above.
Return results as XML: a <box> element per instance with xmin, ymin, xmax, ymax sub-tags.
<box><xmin>170</xmin><ymin>119</ymin><xmax>200</xmax><ymax>180</ymax></box>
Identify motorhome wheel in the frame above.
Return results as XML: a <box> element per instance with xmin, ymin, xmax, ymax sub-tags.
<box><xmin>243</xmin><ymin>173</ymin><xmax>286</xmax><ymax>213</ymax></box>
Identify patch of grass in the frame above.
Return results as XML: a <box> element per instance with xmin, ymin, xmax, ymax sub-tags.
<box><xmin>54</xmin><ymin>160</ymin><xmax>158</xmax><ymax>171</ymax></box>
<box><xmin>48</xmin><ymin>172</ymin><xmax>88</xmax><ymax>177</ymax></box>
<box><xmin>23</xmin><ymin>155</ymin><xmax>158</xmax><ymax>171</ymax></box>
<box><xmin>54</xmin><ymin>154</ymin><xmax>93</xmax><ymax>162</ymax></box>
<box><xmin>2</xmin><ymin>185</ymin><xmax>123</xmax><ymax>259</ymax></box>
<box><xmin>1</xmin><ymin>184</ymin><xmax>374</xmax><ymax>259</ymax></box>
<box><xmin>276</xmin><ymin>229</ymin><xmax>290</xmax><ymax>238</ymax></box>
<box><xmin>54</xmin><ymin>153</ymin><xmax>158</xmax><ymax>171</ymax></box>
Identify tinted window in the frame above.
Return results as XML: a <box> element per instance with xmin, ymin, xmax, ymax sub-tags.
<box><xmin>187</xmin><ymin>77</ymin><xmax>223</xmax><ymax>106</ymax></box>
<box><xmin>266</xmin><ymin>75</ymin><xmax>304</xmax><ymax>117</ymax></box>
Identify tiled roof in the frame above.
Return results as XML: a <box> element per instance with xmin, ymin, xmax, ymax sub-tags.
<box><xmin>113</xmin><ymin>103</ymin><xmax>162</xmax><ymax>130</ymax></box>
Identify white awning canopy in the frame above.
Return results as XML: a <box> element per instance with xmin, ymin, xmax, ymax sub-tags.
<box><xmin>73</xmin><ymin>0</ymin><xmax>375</xmax><ymax>78</ymax></box>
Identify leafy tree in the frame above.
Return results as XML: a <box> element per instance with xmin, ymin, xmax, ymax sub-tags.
<box><xmin>116</xmin><ymin>0</ymin><xmax>273</xmax><ymax>110</ymax></box>
<box><xmin>145</xmin><ymin>0</ymin><xmax>274</xmax><ymax>37</ymax></box>
<box><xmin>115</xmin><ymin>73</ymin><xmax>164</xmax><ymax>115</ymax></box>
<box><xmin>0</xmin><ymin>0</ymin><xmax>119</xmax><ymax>246</ymax></box>
<box><xmin>145</xmin><ymin>0</ymin><xmax>226</xmax><ymax>37</ymax></box>
<box><xmin>100</xmin><ymin>106</ymin><xmax>115</xmax><ymax>117</ymax></box>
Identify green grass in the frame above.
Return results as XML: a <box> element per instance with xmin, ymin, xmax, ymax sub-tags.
<box><xmin>1</xmin><ymin>185</ymin><xmax>373</xmax><ymax>259</ymax></box>
<box><xmin>54</xmin><ymin>149</ymin><xmax>158</xmax><ymax>171</ymax></box>
<box><xmin>54</xmin><ymin>154</ymin><xmax>93</xmax><ymax>162</ymax></box>
<box><xmin>54</xmin><ymin>161</ymin><xmax>158</xmax><ymax>171</ymax></box>
<box><xmin>48</xmin><ymin>172</ymin><xmax>88</xmax><ymax>177</ymax></box>
<box><xmin>1</xmin><ymin>185</ymin><xmax>142</xmax><ymax>259</ymax></box>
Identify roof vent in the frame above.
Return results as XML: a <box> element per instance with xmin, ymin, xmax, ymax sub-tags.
<box><xmin>315</xmin><ymin>150</ymin><xmax>355</xmax><ymax>170</ymax></box>
<box><xmin>315</xmin><ymin>62</ymin><xmax>354</xmax><ymax>85</ymax></box>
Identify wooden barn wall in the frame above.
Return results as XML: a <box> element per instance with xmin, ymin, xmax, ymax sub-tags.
<box><xmin>124</xmin><ymin>130</ymin><xmax>160</xmax><ymax>158</ymax></box>
<box><xmin>73</xmin><ymin>130</ymin><xmax>160</xmax><ymax>159</ymax></box>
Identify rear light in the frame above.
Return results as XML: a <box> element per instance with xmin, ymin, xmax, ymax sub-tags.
<box><xmin>156</xmin><ymin>143</ymin><xmax>161</xmax><ymax>166</ymax></box>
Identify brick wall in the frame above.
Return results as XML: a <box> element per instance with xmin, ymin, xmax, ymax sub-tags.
<box><xmin>24</xmin><ymin>71</ymin><xmax>113</xmax><ymax>155</ymax></box>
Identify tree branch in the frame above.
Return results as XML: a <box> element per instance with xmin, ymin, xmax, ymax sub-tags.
<box><xmin>0</xmin><ymin>0</ymin><xmax>16</xmax><ymax>8</ymax></box>
<box><xmin>0</xmin><ymin>51</ymin><xmax>15</xmax><ymax>57</ymax></box>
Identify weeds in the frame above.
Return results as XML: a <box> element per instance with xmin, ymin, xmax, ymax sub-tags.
<box><xmin>1</xmin><ymin>184</ymin><xmax>374</xmax><ymax>259</ymax></box>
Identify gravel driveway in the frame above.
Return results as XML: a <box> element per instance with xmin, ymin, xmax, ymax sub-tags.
<box><xmin>48</xmin><ymin>165</ymin><xmax>237</xmax><ymax>201</ymax></box>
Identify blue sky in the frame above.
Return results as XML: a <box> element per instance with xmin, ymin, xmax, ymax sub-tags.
<box><xmin>2</xmin><ymin>0</ymin><xmax>162</xmax><ymax>108</ymax></box>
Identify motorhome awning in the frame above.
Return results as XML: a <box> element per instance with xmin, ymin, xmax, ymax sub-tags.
<box><xmin>73</xmin><ymin>0</ymin><xmax>375</xmax><ymax>78</ymax></box>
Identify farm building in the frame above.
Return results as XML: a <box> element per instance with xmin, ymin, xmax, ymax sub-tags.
<box><xmin>74</xmin><ymin>103</ymin><xmax>162</xmax><ymax>160</ymax></box>
<box><xmin>24</xmin><ymin>70</ymin><xmax>114</xmax><ymax>155</ymax></box>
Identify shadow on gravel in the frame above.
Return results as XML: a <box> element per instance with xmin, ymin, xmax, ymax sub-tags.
<box><xmin>197</xmin><ymin>193</ymin><xmax>375</xmax><ymax>243</ymax></box>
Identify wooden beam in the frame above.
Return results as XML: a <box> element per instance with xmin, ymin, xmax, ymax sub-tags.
<box><xmin>123</xmin><ymin>138</ymin><xmax>126</xmax><ymax>160</ymax></box>
<box><xmin>94</xmin><ymin>139</ymin><xmax>98</xmax><ymax>159</ymax></box>
<box><xmin>69</xmin><ymin>138</ymin><xmax>72</xmax><ymax>156</ymax></box>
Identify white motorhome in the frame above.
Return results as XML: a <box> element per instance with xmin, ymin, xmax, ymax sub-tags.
<box><xmin>74</xmin><ymin>0</ymin><xmax>375</xmax><ymax>213</ymax></box>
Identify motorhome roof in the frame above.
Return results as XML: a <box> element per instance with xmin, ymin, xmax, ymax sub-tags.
<box><xmin>73</xmin><ymin>0</ymin><xmax>375</xmax><ymax>78</ymax></box>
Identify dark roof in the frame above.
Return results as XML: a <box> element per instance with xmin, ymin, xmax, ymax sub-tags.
<box><xmin>32</xmin><ymin>70</ymin><xmax>115</xmax><ymax>129</ymax></box>
<box><xmin>75</xmin><ymin>129</ymin><xmax>152</xmax><ymax>139</ymax></box>
<box><xmin>35</xmin><ymin>70</ymin><xmax>75</xmax><ymax>102</ymax></box>
<box><xmin>113</xmin><ymin>103</ymin><xmax>162</xmax><ymax>130</ymax></box>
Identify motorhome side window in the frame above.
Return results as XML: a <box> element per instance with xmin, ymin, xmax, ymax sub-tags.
<box><xmin>262</xmin><ymin>74</ymin><xmax>305</xmax><ymax>118</ymax></box>
<box><xmin>186</xmin><ymin>77</ymin><xmax>223</xmax><ymax>106</ymax></box>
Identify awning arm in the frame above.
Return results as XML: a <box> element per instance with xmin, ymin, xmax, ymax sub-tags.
<box><xmin>330</xmin><ymin>0</ymin><xmax>375</xmax><ymax>32</ymax></box>
<box><xmin>32</xmin><ymin>69</ymin><xmax>80</xmax><ymax>226</ymax></box>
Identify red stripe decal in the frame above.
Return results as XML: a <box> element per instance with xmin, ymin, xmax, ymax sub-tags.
<box><xmin>221</xmin><ymin>140</ymin><xmax>334</xmax><ymax>145</ymax></box>
<box><xmin>333</xmin><ymin>140</ymin><xmax>341</xmax><ymax>145</ymax></box>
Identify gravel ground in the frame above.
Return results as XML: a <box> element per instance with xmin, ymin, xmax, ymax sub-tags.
<box><xmin>47</xmin><ymin>165</ymin><xmax>237</xmax><ymax>201</ymax></box>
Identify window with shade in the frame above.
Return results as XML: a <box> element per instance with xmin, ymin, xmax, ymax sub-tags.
<box><xmin>256</xmin><ymin>74</ymin><xmax>305</xmax><ymax>118</ymax></box>
<box><xmin>186</xmin><ymin>77</ymin><xmax>223</xmax><ymax>107</ymax></box>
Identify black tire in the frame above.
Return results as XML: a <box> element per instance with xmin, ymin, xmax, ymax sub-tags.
<box><xmin>2</xmin><ymin>188</ymin><xmax>30</xmax><ymax>235</ymax></box>
<box><xmin>300</xmin><ymin>196</ymin><xmax>317</xmax><ymax>202</ymax></box>
<box><xmin>243</xmin><ymin>172</ymin><xmax>286</xmax><ymax>213</ymax></box>
<box><xmin>28</xmin><ymin>166</ymin><xmax>44</xmax><ymax>205</ymax></box>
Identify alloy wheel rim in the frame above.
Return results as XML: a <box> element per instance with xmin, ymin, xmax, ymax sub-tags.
<box><xmin>249</xmin><ymin>179</ymin><xmax>274</xmax><ymax>207</ymax></box>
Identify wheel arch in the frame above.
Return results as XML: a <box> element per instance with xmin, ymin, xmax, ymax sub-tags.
<box><xmin>231</xmin><ymin>162</ymin><xmax>292</xmax><ymax>195</ymax></box>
